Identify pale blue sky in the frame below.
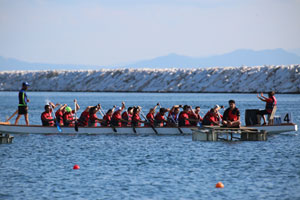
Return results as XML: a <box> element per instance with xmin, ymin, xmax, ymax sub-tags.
<box><xmin>0</xmin><ymin>0</ymin><xmax>299</xmax><ymax>65</ymax></box>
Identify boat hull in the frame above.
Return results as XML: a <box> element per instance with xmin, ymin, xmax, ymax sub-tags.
<box><xmin>0</xmin><ymin>123</ymin><xmax>297</xmax><ymax>135</ymax></box>
<box><xmin>0</xmin><ymin>124</ymin><xmax>192</xmax><ymax>135</ymax></box>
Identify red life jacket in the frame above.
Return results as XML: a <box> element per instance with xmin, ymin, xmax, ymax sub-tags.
<box><xmin>178</xmin><ymin>111</ymin><xmax>190</xmax><ymax>127</ymax></box>
<box><xmin>122</xmin><ymin>112</ymin><xmax>132</xmax><ymax>127</ymax></box>
<box><xmin>189</xmin><ymin>112</ymin><xmax>201</xmax><ymax>126</ymax></box>
<box><xmin>102</xmin><ymin>115</ymin><xmax>111</xmax><ymax>126</ymax></box>
<box><xmin>88</xmin><ymin>113</ymin><xmax>98</xmax><ymax>127</ymax></box>
<box><xmin>155</xmin><ymin>112</ymin><xmax>165</xmax><ymax>127</ymax></box>
<box><xmin>63</xmin><ymin>112</ymin><xmax>74</xmax><ymax>127</ymax></box>
<box><xmin>203</xmin><ymin>109</ymin><xmax>221</xmax><ymax>126</ymax></box>
<box><xmin>55</xmin><ymin>110</ymin><xmax>64</xmax><ymax>126</ymax></box>
<box><xmin>78</xmin><ymin>111</ymin><xmax>89</xmax><ymax>127</ymax></box>
<box><xmin>265</xmin><ymin>96</ymin><xmax>277</xmax><ymax>114</ymax></box>
<box><xmin>41</xmin><ymin>111</ymin><xmax>54</xmax><ymax>126</ymax></box>
<box><xmin>111</xmin><ymin>112</ymin><xmax>122</xmax><ymax>127</ymax></box>
<box><xmin>145</xmin><ymin>113</ymin><xmax>154</xmax><ymax>127</ymax></box>
<box><xmin>132</xmin><ymin>113</ymin><xmax>141</xmax><ymax>127</ymax></box>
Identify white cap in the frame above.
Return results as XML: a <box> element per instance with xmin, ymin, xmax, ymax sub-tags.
<box><xmin>214</xmin><ymin>104</ymin><xmax>220</xmax><ymax>109</ymax></box>
<box><xmin>115</xmin><ymin>107</ymin><xmax>121</xmax><ymax>111</ymax></box>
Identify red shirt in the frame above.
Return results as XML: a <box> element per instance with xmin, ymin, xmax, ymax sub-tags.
<box><xmin>265</xmin><ymin>96</ymin><xmax>277</xmax><ymax>113</ymax></box>
<box><xmin>41</xmin><ymin>111</ymin><xmax>54</xmax><ymax>126</ymax></box>
<box><xmin>228</xmin><ymin>110</ymin><xmax>238</xmax><ymax>121</ymax></box>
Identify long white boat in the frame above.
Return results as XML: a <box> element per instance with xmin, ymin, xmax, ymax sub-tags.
<box><xmin>0</xmin><ymin>122</ymin><xmax>297</xmax><ymax>135</ymax></box>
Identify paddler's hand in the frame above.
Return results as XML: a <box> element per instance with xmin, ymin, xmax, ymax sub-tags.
<box><xmin>74</xmin><ymin>99</ymin><xmax>77</xmax><ymax>103</ymax></box>
<box><xmin>260</xmin><ymin>92</ymin><xmax>263</xmax><ymax>96</ymax></box>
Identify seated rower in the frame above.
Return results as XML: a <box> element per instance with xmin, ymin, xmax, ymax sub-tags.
<box><xmin>122</xmin><ymin>107</ymin><xmax>133</xmax><ymax>127</ymax></box>
<box><xmin>111</xmin><ymin>102</ymin><xmax>127</xmax><ymax>127</ymax></box>
<box><xmin>202</xmin><ymin>105</ymin><xmax>223</xmax><ymax>126</ymax></box>
<box><xmin>257</xmin><ymin>91</ymin><xmax>277</xmax><ymax>125</ymax></box>
<box><xmin>222</xmin><ymin>100</ymin><xmax>241</xmax><ymax>128</ymax></box>
<box><xmin>178</xmin><ymin>105</ymin><xmax>193</xmax><ymax>127</ymax></box>
<box><xmin>102</xmin><ymin>109</ymin><xmax>114</xmax><ymax>127</ymax></box>
<box><xmin>77</xmin><ymin>106</ymin><xmax>93</xmax><ymax>127</ymax></box>
<box><xmin>41</xmin><ymin>103</ymin><xmax>56</xmax><ymax>126</ymax></box>
<box><xmin>189</xmin><ymin>106</ymin><xmax>203</xmax><ymax>126</ymax></box>
<box><xmin>154</xmin><ymin>108</ymin><xmax>168</xmax><ymax>127</ymax></box>
<box><xmin>132</xmin><ymin>107</ymin><xmax>145</xmax><ymax>127</ymax></box>
<box><xmin>88</xmin><ymin>105</ymin><xmax>103</xmax><ymax>127</ymax></box>
<box><xmin>63</xmin><ymin>99</ymin><xmax>80</xmax><ymax>127</ymax></box>
<box><xmin>55</xmin><ymin>104</ymin><xmax>67</xmax><ymax>126</ymax></box>
<box><xmin>167</xmin><ymin>105</ymin><xmax>181</xmax><ymax>126</ymax></box>
<box><xmin>145</xmin><ymin>103</ymin><xmax>159</xmax><ymax>127</ymax></box>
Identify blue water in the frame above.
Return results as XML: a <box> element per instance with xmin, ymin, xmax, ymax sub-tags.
<box><xmin>0</xmin><ymin>92</ymin><xmax>299</xmax><ymax>200</ymax></box>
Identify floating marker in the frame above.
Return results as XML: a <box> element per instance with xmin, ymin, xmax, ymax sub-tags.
<box><xmin>73</xmin><ymin>164</ymin><xmax>80</xmax><ymax>170</ymax></box>
<box><xmin>216</xmin><ymin>182</ymin><xmax>224</xmax><ymax>188</ymax></box>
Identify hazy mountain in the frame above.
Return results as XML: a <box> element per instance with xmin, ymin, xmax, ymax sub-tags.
<box><xmin>1</xmin><ymin>48</ymin><xmax>300</xmax><ymax>71</ymax></box>
<box><xmin>128</xmin><ymin>48</ymin><xmax>300</xmax><ymax>68</ymax></box>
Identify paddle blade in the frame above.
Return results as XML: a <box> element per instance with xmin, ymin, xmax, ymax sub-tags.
<box><xmin>56</xmin><ymin>121</ymin><xmax>62</xmax><ymax>132</ymax></box>
<box><xmin>75</xmin><ymin>121</ymin><xmax>79</xmax><ymax>132</ymax></box>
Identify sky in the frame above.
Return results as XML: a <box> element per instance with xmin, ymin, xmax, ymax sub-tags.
<box><xmin>0</xmin><ymin>0</ymin><xmax>299</xmax><ymax>66</ymax></box>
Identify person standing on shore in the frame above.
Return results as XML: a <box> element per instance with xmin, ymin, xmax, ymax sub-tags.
<box><xmin>15</xmin><ymin>82</ymin><xmax>30</xmax><ymax>125</ymax></box>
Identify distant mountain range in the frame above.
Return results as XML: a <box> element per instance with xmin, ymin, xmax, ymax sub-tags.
<box><xmin>0</xmin><ymin>48</ymin><xmax>300</xmax><ymax>71</ymax></box>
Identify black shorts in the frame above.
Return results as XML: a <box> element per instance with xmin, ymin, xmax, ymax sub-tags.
<box><xmin>257</xmin><ymin>110</ymin><xmax>270</xmax><ymax>116</ymax></box>
<box><xmin>18</xmin><ymin>106</ymin><xmax>28</xmax><ymax>115</ymax></box>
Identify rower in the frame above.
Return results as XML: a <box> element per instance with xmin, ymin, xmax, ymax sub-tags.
<box><xmin>102</xmin><ymin>109</ymin><xmax>114</xmax><ymax>127</ymax></box>
<box><xmin>63</xmin><ymin>99</ymin><xmax>80</xmax><ymax>127</ymax></box>
<box><xmin>222</xmin><ymin>100</ymin><xmax>241</xmax><ymax>128</ymax></box>
<box><xmin>132</xmin><ymin>107</ymin><xmax>146</xmax><ymax>127</ymax></box>
<box><xmin>88</xmin><ymin>105</ymin><xmax>104</xmax><ymax>127</ymax></box>
<box><xmin>111</xmin><ymin>102</ymin><xmax>127</xmax><ymax>127</ymax></box>
<box><xmin>178</xmin><ymin>105</ymin><xmax>193</xmax><ymax>127</ymax></box>
<box><xmin>122</xmin><ymin>107</ymin><xmax>133</xmax><ymax>127</ymax></box>
<box><xmin>257</xmin><ymin>91</ymin><xmax>277</xmax><ymax>125</ymax></box>
<box><xmin>15</xmin><ymin>82</ymin><xmax>30</xmax><ymax>125</ymax></box>
<box><xmin>189</xmin><ymin>106</ymin><xmax>203</xmax><ymax>126</ymax></box>
<box><xmin>55</xmin><ymin>104</ymin><xmax>67</xmax><ymax>126</ymax></box>
<box><xmin>202</xmin><ymin>105</ymin><xmax>223</xmax><ymax>126</ymax></box>
<box><xmin>41</xmin><ymin>103</ymin><xmax>57</xmax><ymax>126</ymax></box>
<box><xmin>167</xmin><ymin>105</ymin><xmax>181</xmax><ymax>126</ymax></box>
<box><xmin>145</xmin><ymin>103</ymin><xmax>159</xmax><ymax>127</ymax></box>
<box><xmin>154</xmin><ymin>108</ymin><xmax>168</xmax><ymax>127</ymax></box>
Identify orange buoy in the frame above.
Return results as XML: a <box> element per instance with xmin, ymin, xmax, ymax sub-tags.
<box><xmin>216</xmin><ymin>182</ymin><xmax>224</xmax><ymax>188</ymax></box>
<box><xmin>73</xmin><ymin>164</ymin><xmax>80</xmax><ymax>170</ymax></box>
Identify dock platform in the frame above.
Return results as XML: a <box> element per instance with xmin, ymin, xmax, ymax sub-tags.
<box><xmin>0</xmin><ymin>133</ymin><xmax>14</xmax><ymax>144</ymax></box>
<box><xmin>192</xmin><ymin>126</ymin><xmax>267</xmax><ymax>141</ymax></box>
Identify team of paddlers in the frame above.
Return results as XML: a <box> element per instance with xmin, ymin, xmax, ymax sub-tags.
<box><xmin>15</xmin><ymin>82</ymin><xmax>277</xmax><ymax>128</ymax></box>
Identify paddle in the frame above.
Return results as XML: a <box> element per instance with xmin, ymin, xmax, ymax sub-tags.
<box><xmin>99</xmin><ymin>107</ymin><xmax>117</xmax><ymax>133</ymax></box>
<box><xmin>74</xmin><ymin>101</ymin><xmax>79</xmax><ymax>132</ymax></box>
<box><xmin>51</xmin><ymin>107</ymin><xmax>62</xmax><ymax>133</ymax></box>
<box><xmin>5</xmin><ymin>109</ymin><xmax>18</xmax><ymax>122</ymax></box>
<box><xmin>140</xmin><ymin>109</ymin><xmax>158</xmax><ymax>135</ymax></box>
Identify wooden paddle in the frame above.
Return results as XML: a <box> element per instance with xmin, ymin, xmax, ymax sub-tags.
<box><xmin>74</xmin><ymin>101</ymin><xmax>79</xmax><ymax>132</ymax></box>
<box><xmin>51</xmin><ymin>107</ymin><xmax>62</xmax><ymax>133</ymax></box>
<box><xmin>6</xmin><ymin>110</ymin><xmax>18</xmax><ymax>122</ymax></box>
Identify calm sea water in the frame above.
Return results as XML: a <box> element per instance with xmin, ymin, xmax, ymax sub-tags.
<box><xmin>0</xmin><ymin>92</ymin><xmax>299</xmax><ymax>200</ymax></box>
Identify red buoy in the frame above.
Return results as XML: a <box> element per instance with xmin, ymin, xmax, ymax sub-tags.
<box><xmin>73</xmin><ymin>164</ymin><xmax>80</xmax><ymax>170</ymax></box>
<box><xmin>216</xmin><ymin>182</ymin><xmax>224</xmax><ymax>188</ymax></box>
